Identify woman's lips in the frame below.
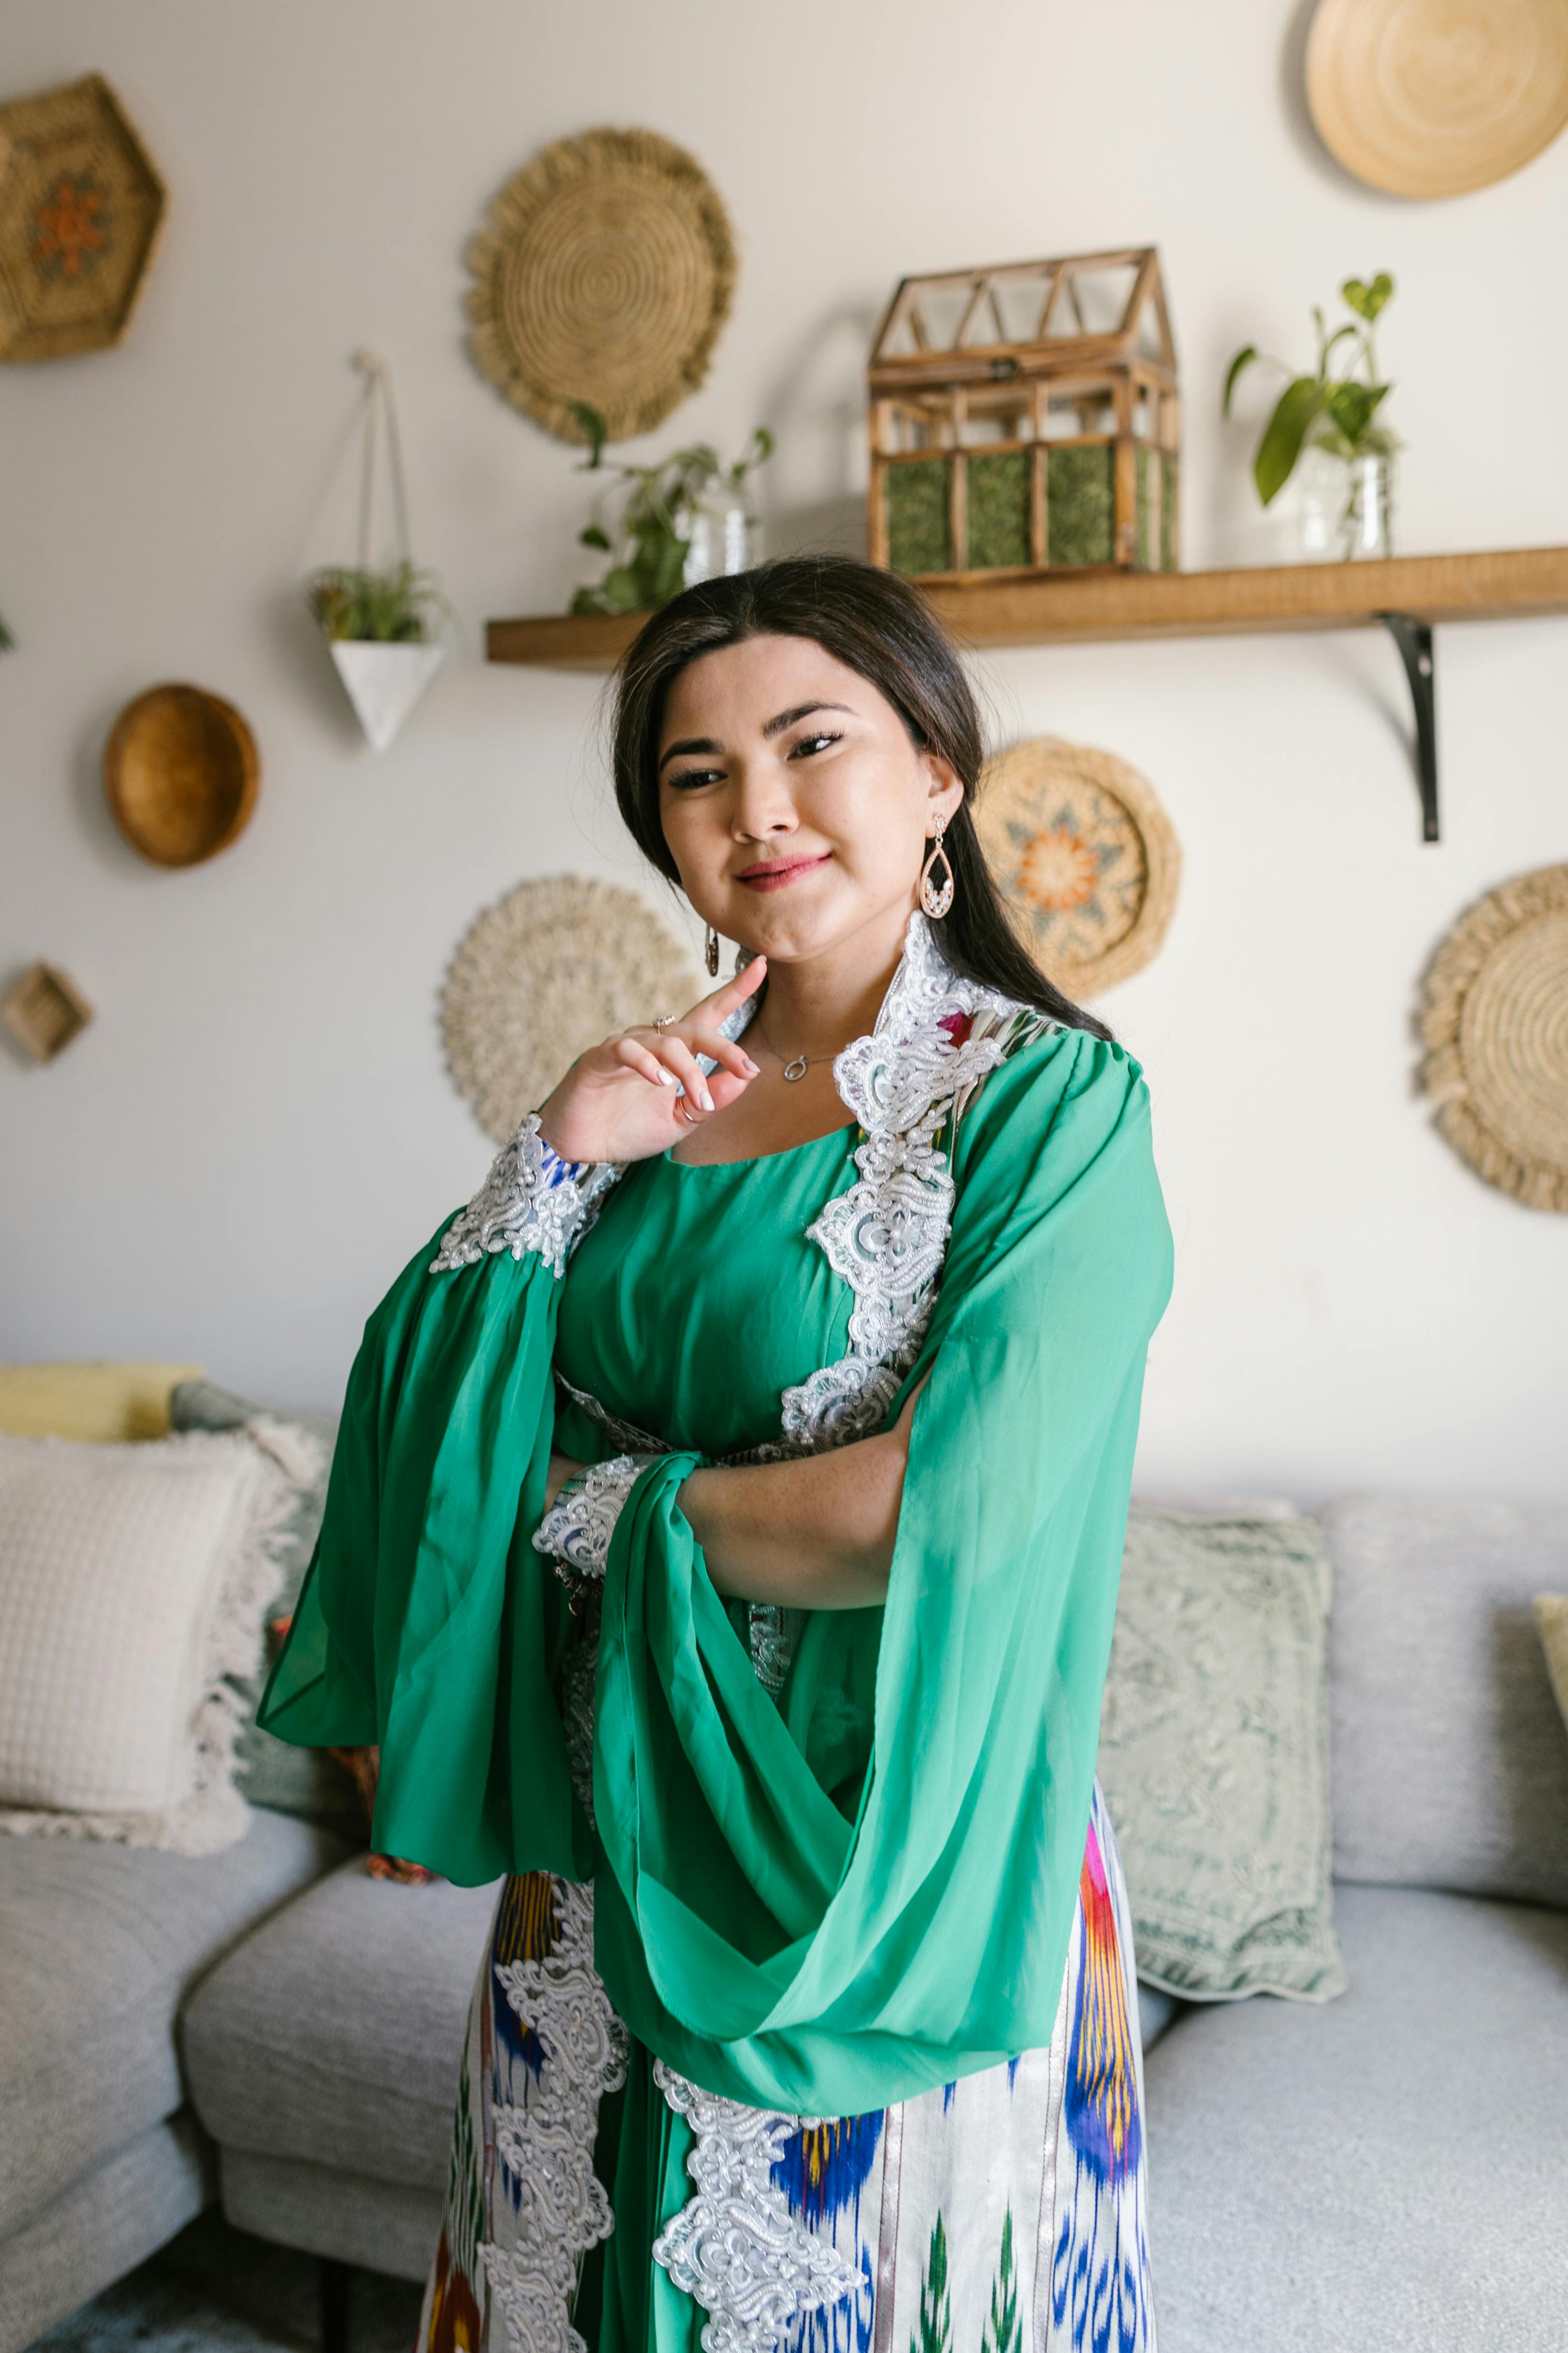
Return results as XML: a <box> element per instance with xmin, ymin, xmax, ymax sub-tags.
<box><xmin>735</xmin><ymin>853</ymin><xmax>830</xmax><ymax>892</ymax></box>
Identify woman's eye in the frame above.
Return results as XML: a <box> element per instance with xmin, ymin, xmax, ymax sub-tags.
<box><xmin>789</xmin><ymin>731</ymin><xmax>842</xmax><ymax>760</ymax></box>
<box><xmin>667</xmin><ymin>767</ymin><xmax>725</xmax><ymax>791</ymax></box>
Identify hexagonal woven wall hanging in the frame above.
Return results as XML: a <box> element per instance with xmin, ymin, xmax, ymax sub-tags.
<box><xmin>0</xmin><ymin>73</ymin><xmax>166</xmax><ymax>362</ymax></box>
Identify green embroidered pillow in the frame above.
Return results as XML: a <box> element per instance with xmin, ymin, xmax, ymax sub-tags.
<box><xmin>1097</xmin><ymin>1507</ymin><xmax>1346</xmax><ymax>2004</ymax></box>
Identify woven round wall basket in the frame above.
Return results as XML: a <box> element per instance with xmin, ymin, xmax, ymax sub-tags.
<box><xmin>465</xmin><ymin>125</ymin><xmax>736</xmax><ymax>445</ymax></box>
<box><xmin>973</xmin><ymin>737</ymin><xmax>1180</xmax><ymax>998</ymax></box>
<box><xmin>441</xmin><ymin>875</ymin><xmax>701</xmax><ymax>1142</ymax></box>
<box><xmin>1306</xmin><ymin>0</ymin><xmax>1568</xmax><ymax>199</ymax></box>
<box><xmin>1419</xmin><ymin>863</ymin><xmax>1568</xmax><ymax>1213</ymax></box>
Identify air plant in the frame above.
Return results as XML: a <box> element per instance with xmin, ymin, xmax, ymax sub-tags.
<box><xmin>307</xmin><ymin>559</ymin><xmax>450</xmax><ymax>644</ymax></box>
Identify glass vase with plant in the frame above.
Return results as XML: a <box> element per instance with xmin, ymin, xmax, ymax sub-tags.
<box><xmin>568</xmin><ymin>403</ymin><xmax>772</xmax><ymax>617</ymax></box>
<box><xmin>1223</xmin><ymin>274</ymin><xmax>1399</xmax><ymax>559</ymax></box>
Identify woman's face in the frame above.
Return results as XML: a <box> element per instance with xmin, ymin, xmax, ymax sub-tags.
<box><xmin>655</xmin><ymin>633</ymin><xmax>963</xmax><ymax>968</ymax></box>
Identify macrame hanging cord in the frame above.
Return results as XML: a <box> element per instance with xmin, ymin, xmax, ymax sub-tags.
<box><xmin>352</xmin><ymin>347</ymin><xmax>414</xmax><ymax>573</ymax></box>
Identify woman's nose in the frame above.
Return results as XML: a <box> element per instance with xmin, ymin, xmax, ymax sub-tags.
<box><xmin>729</xmin><ymin>761</ymin><xmax>798</xmax><ymax>839</ymax></box>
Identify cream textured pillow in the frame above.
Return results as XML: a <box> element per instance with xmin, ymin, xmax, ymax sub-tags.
<box><xmin>1536</xmin><ymin>1595</ymin><xmax>1568</xmax><ymax>1738</ymax></box>
<box><xmin>0</xmin><ymin>1420</ymin><xmax>322</xmax><ymax>1853</ymax></box>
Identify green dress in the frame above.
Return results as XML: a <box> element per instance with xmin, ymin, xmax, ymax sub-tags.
<box><xmin>259</xmin><ymin>914</ymin><xmax>1173</xmax><ymax>2353</ymax></box>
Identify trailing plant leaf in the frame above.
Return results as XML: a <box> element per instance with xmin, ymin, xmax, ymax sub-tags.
<box><xmin>1322</xmin><ymin>381</ymin><xmax>1389</xmax><ymax>449</ymax></box>
<box><xmin>1221</xmin><ymin>346</ymin><xmax>1257</xmax><ymax>417</ymax></box>
<box><xmin>308</xmin><ymin>560</ymin><xmax>450</xmax><ymax>643</ymax></box>
<box><xmin>1254</xmin><ymin>377</ymin><xmax>1327</xmax><ymax>505</ymax></box>
<box><xmin>1342</xmin><ymin>273</ymin><xmax>1393</xmax><ymax>324</ymax></box>
<box><xmin>0</xmin><ymin>610</ymin><xmax>13</xmax><ymax>652</ymax></box>
<box><xmin>578</xmin><ymin>524</ymin><xmax>612</xmax><ymax>551</ymax></box>
<box><xmin>570</xmin><ymin>401</ymin><xmax>609</xmax><ymax>469</ymax></box>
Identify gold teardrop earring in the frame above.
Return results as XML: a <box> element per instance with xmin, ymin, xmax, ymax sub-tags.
<box><xmin>704</xmin><ymin>923</ymin><xmax>721</xmax><ymax>977</ymax></box>
<box><xmin>920</xmin><ymin>816</ymin><xmax>955</xmax><ymax>919</ymax></box>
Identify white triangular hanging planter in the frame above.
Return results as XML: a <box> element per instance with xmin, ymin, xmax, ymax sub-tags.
<box><xmin>330</xmin><ymin>639</ymin><xmax>448</xmax><ymax>752</ymax></box>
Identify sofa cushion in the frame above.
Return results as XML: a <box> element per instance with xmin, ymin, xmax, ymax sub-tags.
<box><xmin>182</xmin><ymin>1857</ymin><xmax>499</xmax><ymax>2192</ymax></box>
<box><xmin>0</xmin><ymin>1808</ymin><xmax>348</xmax><ymax>2242</ymax></box>
<box><xmin>1143</xmin><ymin>1882</ymin><xmax>1568</xmax><ymax>2350</ymax></box>
<box><xmin>1324</xmin><ymin>1493</ymin><xmax>1568</xmax><ymax>1903</ymax></box>
<box><xmin>219</xmin><ymin>2148</ymin><xmax>442</xmax><ymax>2284</ymax></box>
<box><xmin>0</xmin><ymin>2112</ymin><xmax>211</xmax><ymax>2353</ymax></box>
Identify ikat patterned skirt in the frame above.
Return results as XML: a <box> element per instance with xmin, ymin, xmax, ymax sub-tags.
<box><xmin>418</xmin><ymin>1781</ymin><xmax>1154</xmax><ymax>2353</ymax></box>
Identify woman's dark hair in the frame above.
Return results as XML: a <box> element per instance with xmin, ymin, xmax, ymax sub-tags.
<box><xmin>610</xmin><ymin>553</ymin><xmax>1112</xmax><ymax>1040</ymax></box>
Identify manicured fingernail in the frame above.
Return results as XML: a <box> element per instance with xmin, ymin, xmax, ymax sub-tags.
<box><xmin>740</xmin><ymin>1056</ymin><xmax>759</xmax><ymax>1076</ymax></box>
<box><xmin>659</xmin><ymin>1069</ymin><xmax>676</xmax><ymax>1086</ymax></box>
<box><xmin>698</xmin><ymin>1086</ymin><xmax>714</xmax><ymax>1112</ymax></box>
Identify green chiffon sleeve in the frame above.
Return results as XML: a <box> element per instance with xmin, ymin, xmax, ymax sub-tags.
<box><xmin>256</xmin><ymin>1224</ymin><xmax>591</xmax><ymax>1886</ymax></box>
<box><xmin>591</xmin><ymin>1025</ymin><xmax>1173</xmax><ymax>2114</ymax></box>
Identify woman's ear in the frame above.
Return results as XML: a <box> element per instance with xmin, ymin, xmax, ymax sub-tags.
<box><xmin>923</xmin><ymin>750</ymin><xmax>965</xmax><ymax>830</ymax></box>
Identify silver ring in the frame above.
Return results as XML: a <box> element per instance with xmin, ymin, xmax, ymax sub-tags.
<box><xmin>654</xmin><ymin>1014</ymin><xmax>676</xmax><ymax>1033</ymax></box>
<box><xmin>675</xmin><ymin>1099</ymin><xmax>701</xmax><ymax>1125</ymax></box>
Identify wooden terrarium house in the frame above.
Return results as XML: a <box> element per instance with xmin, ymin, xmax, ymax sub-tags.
<box><xmin>868</xmin><ymin>248</ymin><xmax>1180</xmax><ymax>582</ymax></box>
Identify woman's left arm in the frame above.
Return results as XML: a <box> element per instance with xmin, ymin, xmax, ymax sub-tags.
<box><xmin>544</xmin><ymin>1381</ymin><xmax>919</xmax><ymax>1610</ymax></box>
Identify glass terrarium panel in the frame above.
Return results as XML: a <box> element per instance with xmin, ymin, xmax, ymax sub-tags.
<box><xmin>966</xmin><ymin>451</ymin><xmax>1032</xmax><ymax>570</ymax></box>
<box><xmin>1040</xmin><ymin>391</ymin><xmax>1116</xmax><ymax>440</ymax></box>
<box><xmin>978</xmin><ymin>272</ymin><xmax>1055</xmax><ymax>345</ymax></box>
<box><xmin>1050</xmin><ymin>263</ymin><xmax>1137</xmax><ymax>338</ymax></box>
<box><xmin>885</xmin><ymin>401</ymin><xmax>951</xmax><ymax>453</ymax></box>
<box><xmin>959</xmin><ymin>396</ymin><xmax>1030</xmax><ymax>448</ymax></box>
<box><xmin>886</xmin><ymin>458</ymin><xmax>952</xmax><ymax>576</ymax></box>
<box><xmin>908</xmin><ymin>283</ymin><xmax>974</xmax><ymax>354</ymax></box>
<box><xmin>1047</xmin><ymin>443</ymin><xmax>1115</xmax><ymax>567</ymax></box>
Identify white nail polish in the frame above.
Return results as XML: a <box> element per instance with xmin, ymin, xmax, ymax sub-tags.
<box><xmin>698</xmin><ymin>1087</ymin><xmax>714</xmax><ymax>1112</ymax></box>
<box><xmin>659</xmin><ymin>1069</ymin><xmax>676</xmax><ymax>1086</ymax></box>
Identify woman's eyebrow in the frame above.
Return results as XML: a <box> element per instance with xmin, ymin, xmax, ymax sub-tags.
<box><xmin>762</xmin><ymin>701</ymin><xmax>853</xmax><ymax>739</ymax></box>
<box><xmin>658</xmin><ymin>736</ymin><xmax>723</xmax><ymax>773</ymax></box>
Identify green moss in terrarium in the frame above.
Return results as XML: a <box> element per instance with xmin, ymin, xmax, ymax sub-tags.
<box><xmin>886</xmin><ymin>459</ymin><xmax>952</xmax><ymax>576</ymax></box>
<box><xmin>1161</xmin><ymin>453</ymin><xmax>1178</xmax><ymax>571</ymax></box>
<box><xmin>1047</xmin><ymin>444</ymin><xmax>1114</xmax><ymax>567</ymax></box>
<box><xmin>966</xmin><ymin>451</ymin><xmax>1031</xmax><ymax>570</ymax></box>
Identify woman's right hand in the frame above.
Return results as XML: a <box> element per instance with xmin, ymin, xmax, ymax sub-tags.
<box><xmin>536</xmin><ymin>958</ymin><xmax>767</xmax><ymax>1167</ymax></box>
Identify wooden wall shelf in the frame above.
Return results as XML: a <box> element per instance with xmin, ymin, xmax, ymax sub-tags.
<box><xmin>486</xmin><ymin>545</ymin><xmax>1568</xmax><ymax>841</ymax></box>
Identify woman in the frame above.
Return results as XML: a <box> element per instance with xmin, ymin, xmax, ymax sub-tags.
<box><xmin>259</xmin><ymin>555</ymin><xmax>1173</xmax><ymax>2353</ymax></box>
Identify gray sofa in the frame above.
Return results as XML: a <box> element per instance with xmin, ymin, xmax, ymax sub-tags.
<box><xmin>7</xmin><ymin>1490</ymin><xmax>1567</xmax><ymax>2352</ymax></box>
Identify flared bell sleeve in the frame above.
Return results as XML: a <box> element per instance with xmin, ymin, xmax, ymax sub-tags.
<box><xmin>590</xmin><ymin>1026</ymin><xmax>1173</xmax><ymax>2116</ymax></box>
<box><xmin>257</xmin><ymin>1119</ymin><xmax>616</xmax><ymax>1885</ymax></box>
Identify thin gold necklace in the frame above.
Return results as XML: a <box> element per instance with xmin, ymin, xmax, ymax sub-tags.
<box><xmin>750</xmin><ymin>1016</ymin><xmax>850</xmax><ymax>1084</ymax></box>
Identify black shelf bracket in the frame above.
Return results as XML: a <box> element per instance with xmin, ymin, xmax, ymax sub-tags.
<box><xmin>1377</xmin><ymin>612</ymin><xmax>1439</xmax><ymax>843</ymax></box>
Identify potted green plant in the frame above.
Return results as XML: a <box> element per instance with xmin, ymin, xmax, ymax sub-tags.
<box><xmin>567</xmin><ymin>403</ymin><xmax>773</xmax><ymax>617</ymax></box>
<box><xmin>1223</xmin><ymin>274</ymin><xmax>1399</xmax><ymax>559</ymax></box>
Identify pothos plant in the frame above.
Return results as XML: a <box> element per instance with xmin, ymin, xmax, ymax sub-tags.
<box><xmin>1223</xmin><ymin>273</ymin><xmax>1397</xmax><ymax>507</ymax></box>
<box><xmin>568</xmin><ymin>402</ymin><xmax>773</xmax><ymax>617</ymax></box>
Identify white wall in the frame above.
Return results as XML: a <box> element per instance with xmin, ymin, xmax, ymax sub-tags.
<box><xmin>2</xmin><ymin>0</ymin><xmax>1564</xmax><ymax>1503</ymax></box>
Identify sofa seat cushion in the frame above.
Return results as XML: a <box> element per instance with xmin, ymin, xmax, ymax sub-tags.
<box><xmin>1143</xmin><ymin>1882</ymin><xmax>1568</xmax><ymax>2350</ymax></box>
<box><xmin>182</xmin><ymin>1858</ymin><xmax>500</xmax><ymax>2193</ymax></box>
<box><xmin>0</xmin><ymin>1809</ymin><xmax>348</xmax><ymax>2242</ymax></box>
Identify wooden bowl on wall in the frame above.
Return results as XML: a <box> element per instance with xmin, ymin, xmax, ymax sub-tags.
<box><xmin>104</xmin><ymin>683</ymin><xmax>260</xmax><ymax>867</ymax></box>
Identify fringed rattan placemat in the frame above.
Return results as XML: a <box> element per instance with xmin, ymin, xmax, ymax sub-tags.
<box><xmin>974</xmin><ymin>736</ymin><xmax>1181</xmax><ymax>998</ymax></box>
<box><xmin>1420</xmin><ymin>863</ymin><xmax>1568</xmax><ymax>1214</ymax></box>
<box><xmin>441</xmin><ymin>875</ymin><xmax>701</xmax><ymax>1141</ymax></box>
<box><xmin>465</xmin><ymin>125</ymin><xmax>735</xmax><ymax>444</ymax></box>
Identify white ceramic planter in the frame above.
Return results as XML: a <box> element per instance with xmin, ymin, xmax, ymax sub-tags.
<box><xmin>329</xmin><ymin>640</ymin><xmax>448</xmax><ymax>752</ymax></box>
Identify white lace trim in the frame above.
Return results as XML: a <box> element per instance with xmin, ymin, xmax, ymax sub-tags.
<box><xmin>651</xmin><ymin>2060</ymin><xmax>862</xmax><ymax>2353</ymax></box>
<box><xmin>481</xmin><ymin>1879</ymin><xmax>629</xmax><ymax>2353</ymax></box>
<box><xmin>781</xmin><ymin>912</ymin><xmax>1046</xmax><ymax>1451</ymax></box>
<box><xmin>431</xmin><ymin>1114</ymin><xmax>619</xmax><ymax>1280</ymax></box>
<box><xmin>532</xmin><ymin>1455</ymin><xmax>647</xmax><ymax>1580</ymax></box>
